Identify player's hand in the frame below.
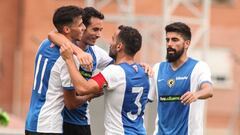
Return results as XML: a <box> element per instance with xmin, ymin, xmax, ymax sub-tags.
<box><xmin>50</xmin><ymin>43</ymin><xmax>55</xmax><ymax>48</ymax></box>
<box><xmin>140</xmin><ymin>62</ymin><xmax>154</xmax><ymax>77</ymax></box>
<box><xmin>88</xmin><ymin>91</ymin><xmax>104</xmax><ymax>102</ymax></box>
<box><xmin>180</xmin><ymin>91</ymin><xmax>198</xmax><ymax>105</ymax></box>
<box><xmin>76</xmin><ymin>52</ymin><xmax>93</xmax><ymax>71</ymax></box>
<box><xmin>60</xmin><ymin>43</ymin><xmax>73</xmax><ymax>60</ymax></box>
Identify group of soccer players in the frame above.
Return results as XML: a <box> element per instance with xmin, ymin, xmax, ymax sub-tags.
<box><xmin>25</xmin><ymin>5</ymin><xmax>213</xmax><ymax>135</ymax></box>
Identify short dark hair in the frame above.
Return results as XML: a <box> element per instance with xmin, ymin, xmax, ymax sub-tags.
<box><xmin>165</xmin><ymin>22</ymin><xmax>191</xmax><ymax>40</ymax></box>
<box><xmin>82</xmin><ymin>7</ymin><xmax>104</xmax><ymax>27</ymax></box>
<box><xmin>53</xmin><ymin>5</ymin><xmax>84</xmax><ymax>33</ymax></box>
<box><xmin>117</xmin><ymin>25</ymin><xmax>142</xmax><ymax>56</ymax></box>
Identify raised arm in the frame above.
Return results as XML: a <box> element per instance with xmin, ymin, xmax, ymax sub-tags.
<box><xmin>48</xmin><ymin>31</ymin><xmax>93</xmax><ymax>71</ymax></box>
<box><xmin>60</xmin><ymin>43</ymin><xmax>101</xmax><ymax>95</ymax></box>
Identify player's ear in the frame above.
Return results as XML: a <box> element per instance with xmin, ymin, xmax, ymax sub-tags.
<box><xmin>184</xmin><ymin>40</ymin><xmax>190</xmax><ymax>49</ymax></box>
<box><xmin>116</xmin><ymin>42</ymin><xmax>123</xmax><ymax>52</ymax></box>
<box><xmin>62</xmin><ymin>26</ymin><xmax>71</xmax><ymax>34</ymax></box>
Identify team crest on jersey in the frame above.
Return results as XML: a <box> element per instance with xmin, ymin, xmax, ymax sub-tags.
<box><xmin>167</xmin><ymin>79</ymin><xmax>175</xmax><ymax>88</ymax></box>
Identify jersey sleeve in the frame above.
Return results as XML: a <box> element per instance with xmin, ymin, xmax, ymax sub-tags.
<box><xmin>192</xmin><ymin>61</ymin><xmax>213</xmax><ymax>90</ymax></box>
<box><xmin>147</xmin><ymin>63</ymin><xmax>160</xmax><ymax>102</ymax></box>
<box><xmin>98</xmin><ymin>64</ymin><xmax>125</xmax><ymax>91</ymax></box>
<box><xmin>92</xmin><ymin>45</ymin><xmax>113</xmax><ymax>70</ymax></box>
<box><xmin>148</xmin><ymin>77</ymin><xmax>156</xmax><ymax>102</ymax></box>
<box><xmin>59</xmin><ymin>56</ymin><xmax>80</xmax><ymax>91</ymax></box>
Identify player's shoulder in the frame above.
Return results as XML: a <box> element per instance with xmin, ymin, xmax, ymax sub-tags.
<box><xmin>188</xmin><ymin>58</ymin><xmax>211</xmax><ymax>75</ymax></box>
<box><xmin>189</xmin><ymin>57</ymin><xmax>209</xmax><ymax>68</ymax></box>
<box><xmin>197</xmin><ymin>60</ymin><xmax>208</xmax><ymax>66</ymax></box>
<box><xmin>90</xmin><ymin>45</ymin><xmax>105</xmax><ymax>52</ymax></box>
<box><xmin>101</xmin><ymin>64</ymin><xmax>125</xmax><ymax>77</ymax></box>
<box><xmin>153</xmin><ymin>62</ymin><xmax>160</xmax><ymax>68</ymax></box>
<box><xmin>41</xmin><ymin>38</ymin><xmax>51</xmax><ymax>45</ymax></box>
<box><xmin>101</xmin><ymin>64</ymin><xmax>125</xmax><ymax>80</ymax></box>
<box><xmin>38</xmin><ymin>39</ymin><xmax>51</xmax><ymax>49</ymax></box>
<box><xmin>89</xmin><ymin>45</ymin><xmax>109</xmax><ymax>58</ymax></box>
<box><xmin>104</xmin><ymin>64</ymin><xmax>122</xmax><ymax>71</ymax></box>
<box><xmin>38</xmin><ymin>39</ymin><xmax>60</xmax><ymax>57</ymax></box>
<box><xmin>153</xmin><ymin>62</ymin><xmax>162</xmax><ymax>71</ymax></box>
<box><xmin>39</xmin><ymin>38</ymin><xmax>60</xmax><ymax>51</ymax></box>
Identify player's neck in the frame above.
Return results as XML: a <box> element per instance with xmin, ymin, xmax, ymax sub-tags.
<box><xmin>115</xmin><ymin>54</ymin><xmax>135</xmax><ymax>65</ymax></box>
<box><xmin>77</xmin><ymin>41</ymin><xmax>88</xmax><ymax>50</ymax></box>
<box><xmin>171</xmin><ymin>55</ymin><xmax>188</xmax><ymax>71</ymax></box>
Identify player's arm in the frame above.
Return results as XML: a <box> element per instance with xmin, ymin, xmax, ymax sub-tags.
<box><xmin>48</xmin><ymin>31</ymin><xmax>93</xmax><ymax>71</ymax></box>
<box><xmin>147</xmin><ymin>63</ymin><xmax>159</xmax><ymax>103</ymax></box>
<box><xmin>60</xmin><ymin>43</ymin><xmax>105</xmax><ymax>95</ymax></box>
<box><xmin>147</xmin><ymin>77</ymin><xmax>156</xmax><ymax>103</ymax></box>
<box><xmin>65</xmin><ymin>58</ymin><xmax>104</xmax><ymax>95</ymax></box>
<box><xmin>180</xmin><ymin>83</ymin><xmax>213</xmax><ymax>104</ymax></box>
<box><xmin>63</xmin><ymin>90</ymin><xmax>95</xmax><ymax>110</ymax></box>
<box><xmin>195</xmin><ymin>83</ymin><xmax>213</xmax><ymax>99</ymax></box>
<box><xmin>181</xmin><ymin>62</ymin><xmax>213</xmax><ymax>104</ymax></box>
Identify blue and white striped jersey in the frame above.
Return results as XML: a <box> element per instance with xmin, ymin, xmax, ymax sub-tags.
<box><xmin>25</xmin><ymin>39</ymin><xmax>75</xmax><ymax>133</ymax></box>
<box><xmin>100</xmin><ymin>63</ymin><xmax>151</xmax><ymax>135</ymax></box>
<box><xmin>149</xmin><ymin>58</ymin><xmax>212</xmax><ymax>135</ymax></box>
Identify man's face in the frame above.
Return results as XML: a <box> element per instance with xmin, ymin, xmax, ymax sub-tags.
<box><xmin>166</xmin><ymin>32</ymin><xmax>188</xmax><ymax>62</ymax></box>
<box><xmin>81</xmin><ymin>17</ymin><xmax>103</xmax><ymax>46</ymax></box>
<box><xmin>109</xmin><ymin>30</ymin><xmax>120</xmax><ymax>61</ymax></box>
<box><xmin>68</xmin><ymin>16</ymin><xmax>86</xmax><ymax>42</ymax></box>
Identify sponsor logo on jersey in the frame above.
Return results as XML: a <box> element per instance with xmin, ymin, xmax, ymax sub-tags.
<box><xmin>176</xmin><ymin>76</ymin><xmax>188</xmax><ymax>80</ymax></box>
<box><xmin>159</xmin><ymin>95</ymin><xmax>181</xmax><ymax>102</ymax></box>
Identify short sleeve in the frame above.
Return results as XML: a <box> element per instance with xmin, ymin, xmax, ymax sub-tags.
<box><xmin>100</xmin><ymin>64</ymin><xmax>125</xmax><ymax>91</ymax></box>
<box><xmin>192</xmin><ymin>61</ymin><xmax>213</xmax><ymax>90</ymax></box>
<box><xmin>147</xmin><ymin>63</ymin><xmax>160</xmax><ymax>102</ymax></box>
<box><xmin>148</xmin><ymin>77</ymin><xmax>156</xmax><ymax>102</ymax></box>
<box><xmin>92</xmin><ymin>45</ymin><xmax>113</xmax><ymax>70</ymax></box>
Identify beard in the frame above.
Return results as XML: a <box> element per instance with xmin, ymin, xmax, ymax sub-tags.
<box><xmin>166</xmin><ymin>47</ymin><xmax>184</xmax><ymax>62</ymax></box>
<box><xmin>109</xmin><ymin>50</ymin><xmax>117</xmax><ymax>61</ymax></box>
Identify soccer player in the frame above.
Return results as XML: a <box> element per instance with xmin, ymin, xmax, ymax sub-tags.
<box><xmin>25</xmin><ymin>6</ymin><xmax>95</xmax><ymax>135</ymax></box>
<box><xmin>48</xmin><ymin>7</ymin><xmax>113</xmax><ymax>135</ymax></box>
<box><xmin>60</xmin><ymin>25</ymin><xmax>151</xmax><ymax>135</ymax></box>
<box><xmin>149</xmin><ymin>22</ymin><xmax>213</xmax><ymax>135</ymax></box>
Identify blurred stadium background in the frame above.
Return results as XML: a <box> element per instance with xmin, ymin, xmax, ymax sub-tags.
<box><xmin>0</xmin><ymin>0</ymin><xmax>239</xmax><ymax>134</ymax></box>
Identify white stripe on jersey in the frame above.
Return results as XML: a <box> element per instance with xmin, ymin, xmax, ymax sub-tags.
<box><xmin>33</xmin><ymin>54</ymin><xmax>42</xmax><ymax>90</ymax></box>
<box><xmin>38</xmin><ymin>58</ymin><xmax>48</xmax><ymax>94</ymax></box>
<box><xmin>188</xmin><ymin>61</ymin><xmax>211</xmax><ymax>135</ymax></box>
<box><xmin>153</xmin><ymin>114</ymin><xmax>159</xmax><ymax>135</ymax></box>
